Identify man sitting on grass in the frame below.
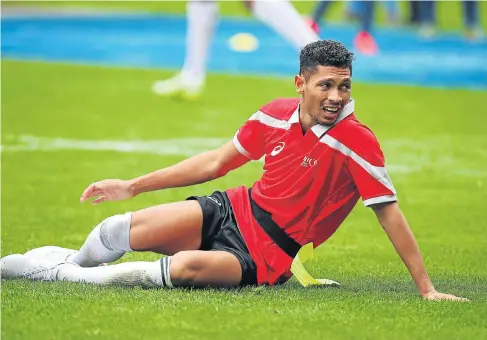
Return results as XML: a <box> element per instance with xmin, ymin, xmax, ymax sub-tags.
<box><xmin>1</xmin><ymin>40</ymin><xmax>468</xmax><ymax>302</ymax></box>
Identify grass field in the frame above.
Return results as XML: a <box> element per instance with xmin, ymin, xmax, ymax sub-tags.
<box><xmin>2</xmin><ymin>59</ymin><xmax>487</xmax><ymax>339</ymax></box>
<box><xmin>2</xmin><ymin>1</ymin><xmax>487</xmax><ymax>339</ymax></box>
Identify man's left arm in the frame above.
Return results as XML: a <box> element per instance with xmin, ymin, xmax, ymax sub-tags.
<box><xmin>372</xmin><ymin>202</ymin><xmax>469</xmax><ymax>302</ymax></box>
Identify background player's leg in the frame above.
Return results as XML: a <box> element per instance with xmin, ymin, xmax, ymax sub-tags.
<box><xmin>180</xmin><ymin>0</ymin><xmax>218</xmax><ymax>88</ymax></box>
<box><xmin>153</xmin><ymin>0</ymin><xmax>218</xmax><ymax>97</ymax></box>
<box><xmin>311</xmin><ymin>0</ymin><xmax>332</xmax><ymax>26</ymax></box>
<box><xmin>250</xmin><ymin>0</ymin><xmax>319</xmax><ymax>49</ymax></box>
<box><xmin>353</xmin><ymin>1</ymin><xmax>378</xmax><ymax>56</ymax></box>
<box><xmin>67</xmin><ymin>200</ymin><xmax>204</xmax><ymax>267</ymax></box>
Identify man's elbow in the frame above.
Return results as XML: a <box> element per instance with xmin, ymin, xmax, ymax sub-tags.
<box><xmin>206</xmin><ymin>151</ymin><xmax>236</xmax><ymax>180</ymax></box>
<box><xmin>204</xmin><ymin>151</ymin><xmax>226</xmax><ymax>180</ymax></box>
<box><xmin>213</xmin><ymin>155</ymin><xmax>246</xmax><ymax>178</ymax></box>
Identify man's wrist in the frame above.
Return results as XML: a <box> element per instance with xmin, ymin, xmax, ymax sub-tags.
<box><xmin>127</xmin><ymin>178</ymin><xmax>139</xmax><ymax>197</ymax></box>
<box><xmin>411</xmin><ymin>272</ymin><xmax>435</xmax><ymax>296</ymax></box>
<box><xmin>419</xmin><ymin>284</ymin><xmax>436</xmax><ymax>297</ymax></box>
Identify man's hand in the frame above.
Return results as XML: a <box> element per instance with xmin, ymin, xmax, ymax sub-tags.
<box><xmin>80</xmin><ymin>179</ymin><xmax>134</xmax><ymax>205</ymax></box>
<box><xmin>372</xmin><ymin>202</ymin><xmax>470</xmax><ymax>302</ymax></box>
<box><xmin>422</xmin><ymin>289</ymin><xmax>470</xmax><ymax>302</ymax></box>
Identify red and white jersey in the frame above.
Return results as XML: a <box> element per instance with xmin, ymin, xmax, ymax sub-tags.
<box><xmin>225</xmin><ymin>98</ymin><xmax>397</xmax><ymax>285</ymax></box>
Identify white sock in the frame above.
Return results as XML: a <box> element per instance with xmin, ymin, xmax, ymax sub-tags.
<box><xmin>180</xmin><ymin>0</ymin><xmax>219</xmax><ymax>85</ymax></box>
<box><xmin>252</xmin><ymin>0</ymin><xmax>319</xmax><ymax>50</ymax></box>
<box><xmin>68</xmin><ymin>213</ymin><xmax>133</xmax><ymax>267</ymax></box>
<box><xmin>56</xmin><ymin>260</ymin><xmax>171</xmax><ymax>289</ymax></box>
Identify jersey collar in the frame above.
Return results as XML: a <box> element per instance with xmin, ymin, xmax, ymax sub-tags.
<box><xmin>288</xmin><ymin>99</ymin><xmax>355</xmax><ymax>137</ymax></box>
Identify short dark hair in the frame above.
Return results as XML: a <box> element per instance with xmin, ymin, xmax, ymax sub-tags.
<box><xmin>299</xmin><ymin>40</ymin><xmax>355</xmax><ymax>80</ymax></box>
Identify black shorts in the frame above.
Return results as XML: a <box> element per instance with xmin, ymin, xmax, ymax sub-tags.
<box><xmin>186</xmin><ymin>191</ymin><xmax>258</xmax><ymax>286</ymax></box>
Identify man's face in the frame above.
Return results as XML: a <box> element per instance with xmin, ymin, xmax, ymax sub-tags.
<box><xmin>295</xmin><ymin>65</ymin><xmax>352</xmax><ymax>126</ymax></box>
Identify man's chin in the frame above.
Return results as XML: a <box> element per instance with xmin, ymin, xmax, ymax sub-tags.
<box><xmin>318</xmin><ymin>110</ymin><xmax>340</xmax><ymax>126</ymax></box>
<box><xmin>318</xmin><ymin>117</ymin><xmax>337</xmax><ymax>126</ymax></box>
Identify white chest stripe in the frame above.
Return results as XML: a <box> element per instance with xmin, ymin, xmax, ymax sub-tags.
<box><xmin>320</xmin><ymin>135</ymin><xmax>396</xmax><ymax>194</ymax></box>
<box><xmin>249</xmin><ymin>111</ymin><xmax>291</xmax><ymax>130</ymax></box>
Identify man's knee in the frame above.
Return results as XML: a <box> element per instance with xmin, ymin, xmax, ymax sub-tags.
<box><xmin>96</xmin><ymin>213</ymin><xmax>132</xmax><ymax>252</ymax></box>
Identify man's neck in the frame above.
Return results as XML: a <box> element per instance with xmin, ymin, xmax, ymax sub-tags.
<box><xmin>298</xmin><ymin>107</ymin><xmax>316</xmax><ymax>135</ymax></box>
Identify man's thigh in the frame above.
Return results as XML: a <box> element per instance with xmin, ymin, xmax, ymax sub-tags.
<box><xmin>129</xmin><ymin>200</ymin><xmax>204</xmax><ymax>255</ymax></box>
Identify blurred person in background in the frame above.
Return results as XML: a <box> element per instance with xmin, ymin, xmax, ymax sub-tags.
<box><xmin>152</xmin><ymin>0</ymin><xmax>319</xmax><ymax>99</ymax></box>
<box><xmin>408</xmin><ymin>1</ymin><xmax>421</xmax><ymax>25</ymax></box>
<box><xmin>418</xmin><ymin>0</ymin><xmax>484</xmax><ymax>40</ymax></box>
<box><xmin>309</xmin><ymin>0</ymin><xmax>399</xmax><ymax>27</ymax></box>
<box><xmin>307</xmin><ymin>0</ymin><xmax>400</xmax><ymax>56</ymax></box>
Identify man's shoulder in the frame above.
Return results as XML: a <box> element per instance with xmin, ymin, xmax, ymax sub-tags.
<box><xmin>259</xmin><ymin>98</ymin><xmax>299</xmax><ymax>121</ymax></box>
<box><xmin>332</xmin><ymin>115</ymin><xmax>384</xmax><ymax>155</ymax></box>
<box><xmin>335</xmin><ymin>114</ymin><xmax>378</xmax><ymax>140</ymax></box>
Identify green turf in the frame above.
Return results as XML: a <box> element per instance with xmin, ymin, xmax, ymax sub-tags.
<box><xmin>2</xmin><ymin>60</ymin><xmax>487</xmax><ymax>339</ymax></box>
<box><xmin>4</xmin><ymin>0</ymin><xmax>487</xmax><ymax>31</ymax></box>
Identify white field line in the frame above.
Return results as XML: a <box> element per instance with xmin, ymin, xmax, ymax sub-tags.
<box><xmin>2</xmin><ymin>134</ymin><xmax>486</xmax><ymax>177</ymax></box>
<box><xmin>1</xmin><ymin>134</ymin><xmax>228</xmax><ymax>157</ymax></box>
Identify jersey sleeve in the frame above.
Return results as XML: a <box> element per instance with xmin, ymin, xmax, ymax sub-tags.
<box><xmin>232</xmin><ymin>112</ymin><xmax>266</xmax><ymax>160</ymax></box>
<box><xmin>346</xmin><ymin>129</ymin><xmax>397</xmax><ymax>207</ymax></box>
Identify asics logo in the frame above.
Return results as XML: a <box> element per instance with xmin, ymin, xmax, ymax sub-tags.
<box><xmin>270</xmin><ymin>142</ymin><xmax>285</xmax><ymax>156</ymax></box>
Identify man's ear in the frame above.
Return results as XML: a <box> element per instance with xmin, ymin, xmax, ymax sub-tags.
<box><xmin>295</xmin><ymin>75</ymin><xmax>305</xmax><ymax>95</ymax></box>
